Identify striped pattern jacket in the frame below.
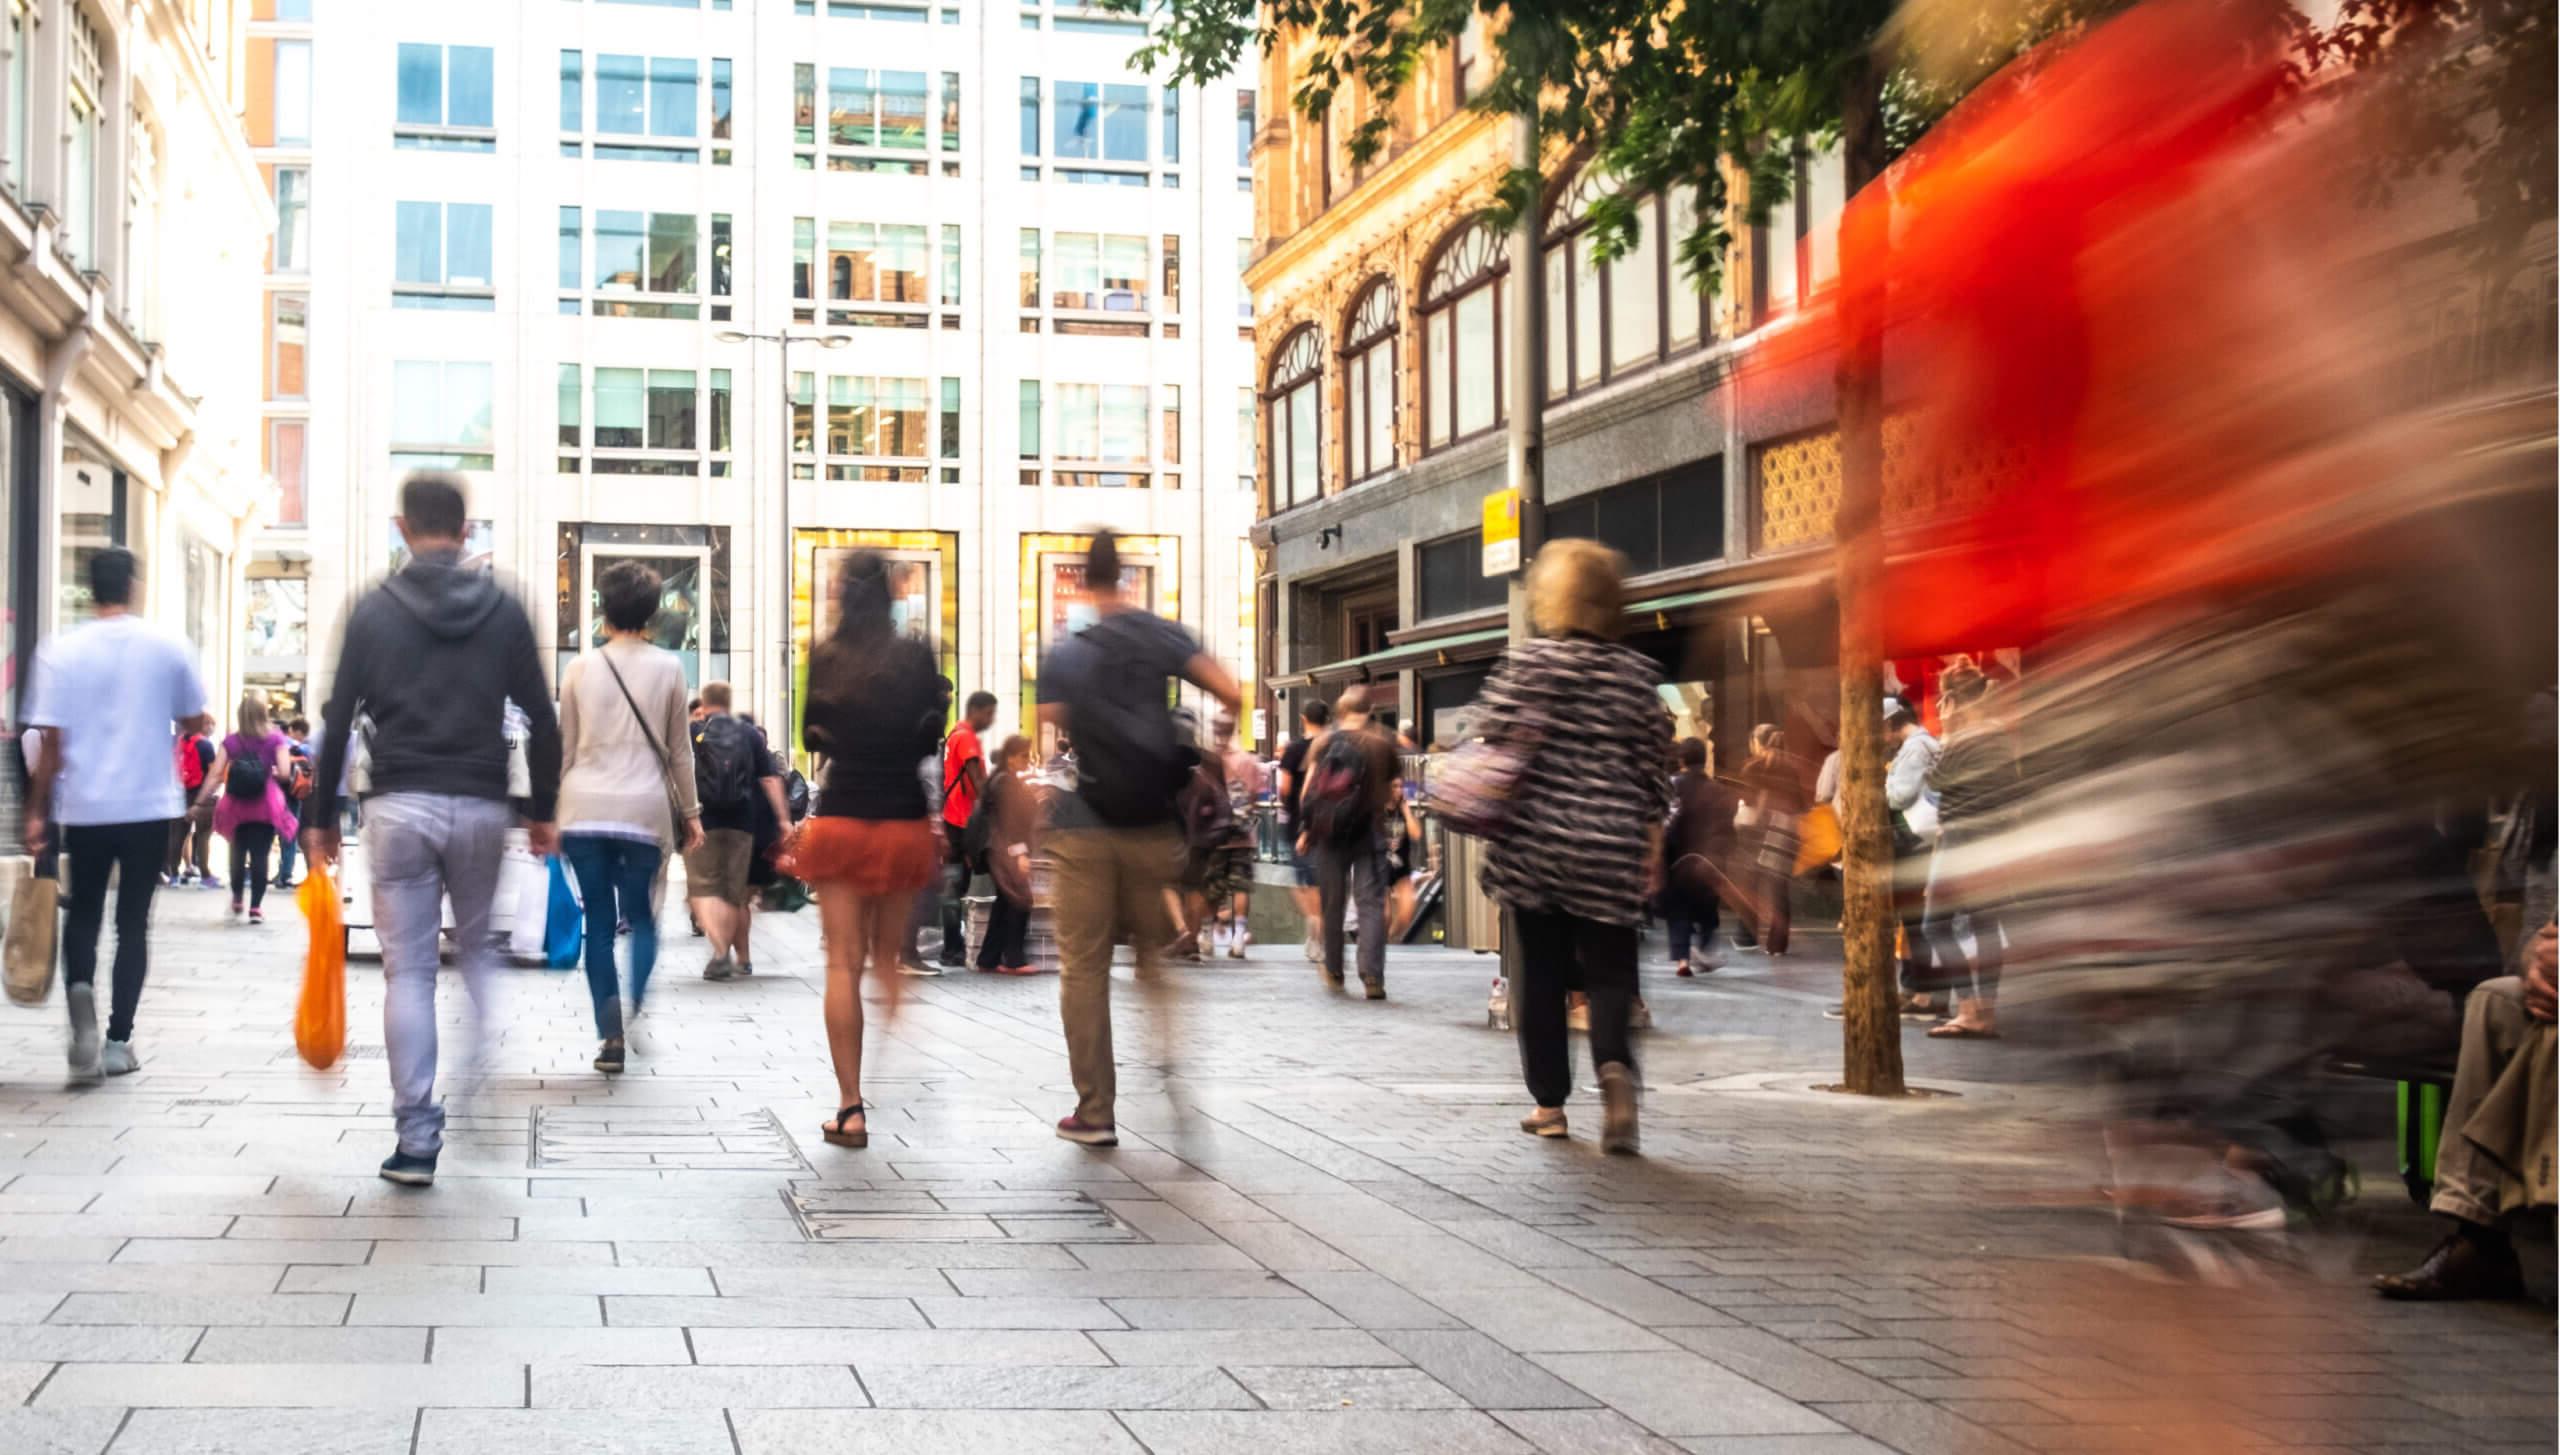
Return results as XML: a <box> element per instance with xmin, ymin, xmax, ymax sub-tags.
<box><xmin>1476</xmin><ymin>635</ymin><xmax>1672</xmax><ymax>927</ymax></box>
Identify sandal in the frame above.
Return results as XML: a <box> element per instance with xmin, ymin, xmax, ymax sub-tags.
<box><xmin>1927</xmin><ymin>1021</ymin><xmax>2000</xmax><ymax>1039</ymax></box>
<box><xmin>823</xmin><ymin>1102</ymin><xmax>868</xmax><ymax>1148</ymax></box>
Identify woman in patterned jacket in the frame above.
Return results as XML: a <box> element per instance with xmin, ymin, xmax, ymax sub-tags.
<box><xmin>1478</xmin><ymin>540</ymin><xmax>1671</xmax><ymax>1154</ymax></box>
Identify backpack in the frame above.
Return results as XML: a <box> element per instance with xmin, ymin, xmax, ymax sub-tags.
<box><xmin>783</xmin><ymin>768</ymin><xmax>812</xmax><ymax>822</ymax></box>
<box><xmin>1298</xmin><ymin>731</ymin><xmax>1375</xmax><ymax>846</ymax></box>
<box><xmin>224</xmin><ymin>753</ymin><xmax>271</xmax><ymax>802</ymax></box>
<box><xmin>960</xmin><ymin>771</ymin><xmax>1000</xmax><ymax>870</ymax></box>
<box><xmin>693</xmin><ymin>714</ymin><xmax>757</xmax><ymax>811</ymax></box>
<box><xmin>1178</xmin><ymin>758</ymin><xmax>1236</xmax><ymax>855</ymax></box>
<box><xmin>1066</xmin><ymin>613</ymin><xmax>1196</xmax><ymax>827</ymax></box>
<box><xmin>175</xmin><ymin>734</ymin><xmax>207</xmax><ymax>791</ymax></box>
<box><xmin>286</xmin><ymin>752</ymin><xmax>315</xmax><ymax>801</ymax></box>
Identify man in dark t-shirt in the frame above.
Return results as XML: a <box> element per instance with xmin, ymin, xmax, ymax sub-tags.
<box><xmin>687</xmin><ymin>681</ymin><xmax>789</xmax><ymax>981</ymax></box>
<box><xmin>1035</xmin><ymin>530</ymin><xmax>1240</xmax><ymax>1147</ymax></box>
<box><xmin>1274</xmin><ymin>699</ymin><xmax>1330</xmax><ymax>962</ymax></box>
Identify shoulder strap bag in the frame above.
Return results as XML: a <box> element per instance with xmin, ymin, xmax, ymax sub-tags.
<box><xmin>596</xmin><ymin>650</ymin><xmax>688</xmax><ymax>844</ymax></box>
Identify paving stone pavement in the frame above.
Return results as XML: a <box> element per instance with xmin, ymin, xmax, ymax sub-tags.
<box><xmin>0</xmin><ymin>882</ymin><xmax>2544</xmax><ymax>1454</ymax></box>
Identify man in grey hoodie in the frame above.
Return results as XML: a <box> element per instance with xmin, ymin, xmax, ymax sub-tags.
<box><xmin>303</xmin><ymin>475</ymin><xmax>562</xmax><ymax>1187</ymax></box>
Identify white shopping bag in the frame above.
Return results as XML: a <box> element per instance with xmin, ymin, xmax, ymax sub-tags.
<box><xmin>502</xmin><ymin>843</ymin><xmax>550</xmax><ymax>962</ymax></box>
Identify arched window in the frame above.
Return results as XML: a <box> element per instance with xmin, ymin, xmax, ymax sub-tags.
<box><xmin>1543</xmin><ymin>167</ymin><xmax>1709</xmax><ymax>402</ymax></box>
<box><xmin>1419</xmin><ymin>219</ymin><xmax>1506</xmax><ymax>452</ymax></box>
<box><xmin>1341</xmin><ymin>279</ymin><xmax>1398</xmax><ymax>484</ymax></box>
<box><xmin>1263</xmin><ymin>325</ymin><xmax>1323</xmax><ymax>510</ymax></box>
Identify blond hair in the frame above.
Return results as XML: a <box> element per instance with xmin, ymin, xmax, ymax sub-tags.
<box><xmin>1528</xmin><ymin>537</ymin><xmax>1626</xmax><ymax>640</ymax></box>
<box><xmin>236</xmin><ymin>692</ymin><xmax>271</xmax><ymax>738</ymax></box>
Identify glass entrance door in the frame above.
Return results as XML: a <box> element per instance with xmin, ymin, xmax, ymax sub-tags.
<box><xmin>579</xmin><ymin>543</ymin><xmax>713</xmax><ymax>688</ymax></box>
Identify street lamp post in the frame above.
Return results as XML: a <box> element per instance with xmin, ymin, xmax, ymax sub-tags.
<box><xmin>715</xmin><ymin>328</ymin><xmax>850</xmax><ymax>756</ymax></box>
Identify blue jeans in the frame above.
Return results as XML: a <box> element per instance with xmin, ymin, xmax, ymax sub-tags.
<box><xmin>562</xmin><ymin>833</ymin><xmax>663</xmax><ymax>1040</ymax></box>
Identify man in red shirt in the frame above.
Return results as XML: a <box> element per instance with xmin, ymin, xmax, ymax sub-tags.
<box><xmin>927</xmin><ymin>691</ymin><xmax>998</xmax><ymax>971</ymax></box>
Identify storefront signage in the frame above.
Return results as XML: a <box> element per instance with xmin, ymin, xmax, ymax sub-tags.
<box><xmin>1481</xmin><ymin>488</ymin><xmax>1520</xmax><ymax>575</ymax></box>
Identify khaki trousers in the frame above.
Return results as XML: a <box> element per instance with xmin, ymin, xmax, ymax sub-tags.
<box><xmin>1048</xmin><ymin>823</ymin><xmax>1181</xmax><ymax>1128</ymax></box>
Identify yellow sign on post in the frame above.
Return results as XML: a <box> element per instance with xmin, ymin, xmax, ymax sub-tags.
<box><xmin>1481</xmin><ymin>488</ymin><xmax>1521</xmax><ymax>575</ymax></box>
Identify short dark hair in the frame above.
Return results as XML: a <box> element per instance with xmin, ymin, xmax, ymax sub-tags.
<box><xmin>1085</xmin><ymin>529</ymin><xmax>1121</xmax><ymax>590</ymax></box>
<box><xmin>289</xmin><ymin>717</ymin><xmax>311</xmax><ymax>736</ymax></box>
<box><xmin>965</xmin><ymin>690</ymin><xmax>998</xmax><ymax>714</ymax></box>
<box><xmin>87</xmin><ymin>547</ymin><xmax>137</xmax><ymax>608</ymax></box>
<box><xmin>598</xmin><ymin>560</ymin><xmax>662</xmax><ymax>633</ymax></box>
<box><xmin>1678</xmin><ymin>737</ymin><xmax>1708</xmax><ymax>769</ymax></box>
<box><xmin>399</xmin><ymin>473</ymin><xmax>468</xmax><ymax>540</ymax></box>
<box><xmin>1301</xmin><ymin>699</ymin><xmax>1330</xmax><ymax>729</ymax></box>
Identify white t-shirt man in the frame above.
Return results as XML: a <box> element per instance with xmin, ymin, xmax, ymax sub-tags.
<box><xmin>26</xmin><ymin>614</ymin><xmax>208</xmax><ymax>826</ymax></box>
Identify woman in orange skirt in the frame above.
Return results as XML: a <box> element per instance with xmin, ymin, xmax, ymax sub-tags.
<box><xmin>783</xmin><ymin>551</ymin><xmax>946</xmax><ymax>1148</ymax></box>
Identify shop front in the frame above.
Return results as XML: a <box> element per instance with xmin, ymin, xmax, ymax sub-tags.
<box><xmin>792</xmin><ymin>527</ymin><xmax>959</xmax><ymax>751</ymax></box>
<box><xmin>1018</xmin><ymin>531</ymin><xmax>1178</xmax><ymax>758</ymax></box>
<box><xmin>554</xmin><ymin>523</ymin><xmax>732</xmax><ymax>690</ymax></box>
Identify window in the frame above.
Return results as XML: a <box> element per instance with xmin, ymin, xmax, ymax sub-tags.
<box><xmin>1019</xmin><ymin>381</ymin><xmax>1167</xmax><ymax>487</ymax></box>
<box><xmin>794</xmin><ymin>218</ymin><xmax>958</xmax><ymax>328</ymax></box>
<box><xmin>1417</xmin><ymin>531</ymin><xmax>1509</xmax><ymax>621</ymax></box>
<box><xmin>65</xmin><ymin>9</ymin><xmax>100</xmax><ymax>269</ymax></box>
<box><xmin>1341</xmin><ymin>280</ymin><xmax>1398</xmax><ymax>484</ymax></box>
<box><xmin>560</xmin><ymin>365</ymin><xmax>733</xmax><ymax>476</ymax></box>
<box><xmin>269</xmin><ymin>293</ymin><xmax>307</xmax><ymax>399</ymax></box>
<box><xmin>1263</xmin><ymin>325</ymin><xmax>1322</xmax><ymax>510</ymax></box>
<box><xmin>394</xmin><ymin>43</ymin><xmax>496</xmax><ymax>150</ymax></box>
<box><xmin>711</xmin><ymin>58</ymin><xmax>733</xmax><ymax>163</ymax></box>
<box><xmin>1237</xmin><ymin>387</ymin><xmax>1253</xmax><ymax>491</ymax></box>
<box><xmin>1453</xmin><ymin>11</ymin><xmax>1486</xmax><ymax>106</ymax></box>
<box><xmin>566</xmin><ymin>53</ymin><xmax>703</xmax><ymax>161</ymax></box>
<box><xmin>269</xmin><ymin>419</ymin><xmax>307</xmax><ymax>528</ymax></box>
<box><xmin>124</xmin><ymin>111</ymin><xmax>159</xmax><ymax>337</ymax></box>
<box><xmin>6</xmin><ymin>0</ymin><xmax>28</xmax><ymax>199</ymax></box>
<box><xmin>272</xmin><ymin>38</ymin><xmax>312</xmax><ymax>145</ymax></box>
<box><xmin>816</xmin><ymin>0</ymin><xmax>944</xmax><ymax>18</ymax></box>
<box><xmin>1538</xmin><ymin>458</ymin><xmax>1724</xmax><ymax>576</ymax></box>
<box><xmin>803</xmin><ymin>375</ymin><xmax>932</xmax><ymax>480</ymax></box>
<box><xmin>390</xmin><ymin>361</ymin><xmax>494</xmax><ymax>470</ymax></box>
<box><xmin>801</xmin><ymin>68</ymin><xmax>944</xmax><ymax>175</ymax></box>
<box><xmin>1020</xmin><ymin>230</ymin><xmax>1165</xmax><ymax>336</ymax></box>
<box><xmin>1235</xmin><ymin>89</ymin><xmax>1253</xmax><ymax>171</ymax></box>
<box><xmin>1419</xmin><ymin>220</ymin><xmax>1507</xmax><ymax>452</ymax></box>
<box><xmin>272</xmin><ymin>166</ymin><xmax>308</xmax><ymax>272</ymax></box>
<box><xmin>1026</xmin><ymin>76</ymin><xmax>1178</xmax><ymax>185</ymax></box>
<box><xmin>1237</xmin><ymin>237</ymin><xmax>1254</xmax><ymax>321</ymax></box>
<box><xmin>1544</xmin><ymin>171</ymin><xmax>1711</xmax><ymax>400</ymax></box>
<box><xmin>574</xmin><ymin>210</ymin><xmax>702</xmax><ymax>318</ymax></box>
<box><xmin>394</xmin><ymin>201</ymin><xmax>495</xmax><ymax>309</ymax></box>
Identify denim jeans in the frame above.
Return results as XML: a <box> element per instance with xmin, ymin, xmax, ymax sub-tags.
<box><xmin>365</xmin><ymin>793</ymin><xmax>511</xmax><ymax>1158</ymax></box>
<box><xmin>562</xmin><ymin>833</ymin><xmax>663</xmax><ymax>1040</ymax></box>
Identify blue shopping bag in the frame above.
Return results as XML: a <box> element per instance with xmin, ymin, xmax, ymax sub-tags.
<box><xmin>543</xmin><ymin>856</ymin><xmax>583</xmax><ymax>969</ymax></box>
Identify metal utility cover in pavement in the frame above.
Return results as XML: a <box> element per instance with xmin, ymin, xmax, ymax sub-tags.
<box><xmin>785</xmin><ymin>1186</ymin><xmax>1145</xmax><ymax>1243</ymax></box>
<box><xmin>529</xmin><ymin>1106</ymin><xmax>813</xmax><ymax>1172</ymax></box>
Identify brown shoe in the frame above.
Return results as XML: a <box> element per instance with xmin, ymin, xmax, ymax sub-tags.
<box><xmin>2374</xmin><ymin>1229</ymin><xmax>2524</xmax><ymax>1301</ymax></box>
<box><xmin>1597</xmin><ymin>1062</ymin><xmax>1640</xmax><ymax>1156</ymax></box>
<box><xmin>1519</xmin><ymin>1107</ymin><xmax>1568</xmax><ymax>1139</ymax></box>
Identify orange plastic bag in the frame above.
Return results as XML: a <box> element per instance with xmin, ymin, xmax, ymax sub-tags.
<box><xmin>296</xmin><ymin>863</ymin><xmax>346</xmax><ymax>1069</ymax></box>
<box><xmin>1792</xmin><ymin>804</ymin><xmax>1843</xmax><ymax>876</ymax></box>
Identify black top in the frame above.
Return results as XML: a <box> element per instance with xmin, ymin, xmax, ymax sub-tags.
<box><xmin>311</xmin><ymin>550</ymin><xmax>563</xmax><ymax>825</ymax></box>
<box><xmin>802</xmin><ymin>632</ymin><xmax>944</xmax><ymax>821</ymax></box>
<box><xmin>1037</xmin><ymin>607</ymin><xmax>1202</xmax><ymax>830</ymax></box>
<box><xmin>1277</xmin><ymin>736</ymin><xmax>1311</xmax><ymax>830</ymax></box>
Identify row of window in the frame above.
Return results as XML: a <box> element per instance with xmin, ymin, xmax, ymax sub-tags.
<box><xmin>1263</xmin><ymin>179</ymin><xmax>1719</xmax><ymax>513</ymax></box>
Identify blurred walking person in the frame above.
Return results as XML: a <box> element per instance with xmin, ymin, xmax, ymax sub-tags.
<box><xmin>1922</xmin><ymin>663</ymin><xmax>2019</xmax><ymax>1040</ymax></box>
<box><xmin>165</xmin><ymin>725</ymin><xmax>217</xmax><ymax>888</ymax></box>
<box><xmin>686</xmin><ymin>682</ymin><xmax>786</xmax><ymax>980</ymax></box>
<box><xmin>305</xmin><ymin>475</ymin><xmax>563</xmax><ymax>1187</ymax></box>
<box><xmin>1735</xmin><ymin>724</ymin><xmax>1807</xmax><ymax>955</ymax></box>
<box><xmin>972</xmin><ymin>734</ymin><xmax>1040</xmax><ymax>974</ymax></box>
<box><xmin>197</xmin><ymin>693</ymin><xmax>299</xmax><ymax>925</ymax></box>
<box><xmin>1479</xmin><ymin>541</ymin><xmax>1669</xmax><ymax>1154</ymax></box>
<box><xmin>1038</xmin><ymin>530</ymin><xmax>1241</xmax><ymax>1145</ymax></box>
<box><xmin>1885</xmin><ymin>696</ymin><xmax>1945</xmax><ymax>1019</ymax></box>
<box><xmin>275</xmin><ymin>717</ymin><xmax>315</xmax><ymax>889</ymax></box>
<box><xmin>786</xmin><ymin>552</ymin><xmax>945</xmax><ymax>1149</ymax></box>
<box><xmin>934</xmin><ymin>691</ymin><xmax>997</xmax><ymax>969</ymax></box>
<box><xmin>24</xmin><ymin>547</ymin><xmax>210</xmax><ymax>1081</ymax></box>
<box><xmin>1206</xmin><ymin>713</ymin><xmax>1263</xmax><ymax>957</ymax></box>
<box><xmin>1661</xmin><ymin>737</ymin><xmax>1734</xmax><ymax>976</ymax></box>
<box><xmin>1297</xmin><ymin>688</ymin><xmax>1402</xmax><ymax>998</ymax></box>
<box><xmin>1275</xmin><ymin>699</ymin><xmax>1329</xmax><ymax>960</ymax></box>
<box><xmin>556</xmin><ymin>561</ymin><xmax>703</xmax><ymax>1074</ymax></box>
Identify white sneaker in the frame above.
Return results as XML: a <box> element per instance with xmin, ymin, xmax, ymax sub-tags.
<box><xmin>1229</xmin><ymin>927</ymin><xmax>1250</xmax><ymax>959</ymax></box>
<box><xmin>66</xmin><ymin>984</ymin><xmax>100</xmax><ymax>1082</ymax></box>
<box><xmin>1208</xmin><ymin>923</ymin><xmax>1229</xmax><ymax>956</ymax></box>
<box><xmin>102</xmin><ymin>1039</ymin><xmax>140</xmax><ymax>1076</ymax></box>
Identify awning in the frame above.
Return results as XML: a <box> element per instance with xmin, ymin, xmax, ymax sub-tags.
<box><xmin>1278</xmin><ymin>626</ymin><xmax>1509</xmax><ymax>688</ymax></box>
<box><xmin>1624</xmin><ymin>570</ymin><xmax>1829</xmax><ymax>625</ymax></box>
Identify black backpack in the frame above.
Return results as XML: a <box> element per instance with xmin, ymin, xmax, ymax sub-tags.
<box><xmin>1066</xmin><ymin>614</ymin><xmax>1195</xmax><ymax>826</ymax></box>
<box><xmin>693</xmin><ymin>714</ymin><xmax>758</xmax><ymax>811</ymax></box>
<box><xmin>1178</xmin><ymin>758</ymin><xmax>1237</xmax><ymax>855</ymax></box>
<box><xmin>960</xmin><ymin>772</ymin><xmax>1000</xmax><ymax>871</ymax></box>
<box><xmin>783</xmin><ymin>768</ymin><xmax>812</xmax><ymax>822</ymax></box>
<box><xmin>1298</xmin><ymin>731</ymin><xmax>1374</xmax><ymax>846</ymax></box>
<box><xmin>224</xmin><ymin>754</ymin><xmax>272</xmax><ymax>801</ymax></box>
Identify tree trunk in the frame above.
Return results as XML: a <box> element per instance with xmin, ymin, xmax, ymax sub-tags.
<box><xmin>1833</xmin><ymin>49</ymin><xmax>1905</xmax><ymax>1097</ymax></box>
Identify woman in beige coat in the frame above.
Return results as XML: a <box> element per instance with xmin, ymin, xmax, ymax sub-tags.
<box><xmin>556</xmin><ymin>561</ymin><xmax>702</xmax><ymax>1072</ymax></box>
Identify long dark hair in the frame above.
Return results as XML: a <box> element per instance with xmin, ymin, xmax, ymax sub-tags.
<box><xmin>809</xmin><ymin>551</ymin><xmax>926</xmax><ymax>739</ymax></box>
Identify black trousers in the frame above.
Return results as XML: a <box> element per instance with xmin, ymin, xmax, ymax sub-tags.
<box><xmin>165</xmin><ymin>812</ymin><xmax>211</xmax><ymax>879</ymax></box>
<box><xmin>1512</xmin><ymin>906</ymin><xmax>1639</xmax><ymax>1109</ymax></box>
<box><xmin>941</xmin><ymin>845</ymin><xmax>971</xmax><ymax>965</ymax></box>
<box><xmin>977</xmin><ymin>889</ymin><xmax>1030</xmax><ymax>969</ymax></box>
<box><xmin>63</xmin><ymin>819</ymin><xmax>173</xmax><ymax>1042</ymax></box>
<box><xmin>229</xmin><ymin>822</ymin><xmax>278</xmax><ymax>908</ymax></box>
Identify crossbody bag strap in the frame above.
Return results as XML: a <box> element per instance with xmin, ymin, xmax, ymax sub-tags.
<box><xmin>596</xmin><ymin>650</ymin><xmax>687</xmax><ymax>841</ymax></box>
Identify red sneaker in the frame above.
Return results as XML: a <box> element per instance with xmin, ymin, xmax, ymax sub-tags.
<box><xmin>1054</xmin><ymin>1115</ymin><xmax>1117</xmax><ymax>1147</ymax></box>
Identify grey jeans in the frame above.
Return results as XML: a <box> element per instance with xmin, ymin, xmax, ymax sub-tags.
<box><xmin>1316</xmin><ymin>834</ymin><xmax>1390</xmax><ymax>987</ymax></box>
<box><xmin>365</xmin><ymin>792</ymin><xmax>512</xmax><ymax>1157</ymax></box>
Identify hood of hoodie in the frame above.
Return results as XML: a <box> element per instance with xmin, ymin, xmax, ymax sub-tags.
<box><xmin>380</xmin><ymin>553</ymin><xmax>506</xmax><ymax>641</ymax></box>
